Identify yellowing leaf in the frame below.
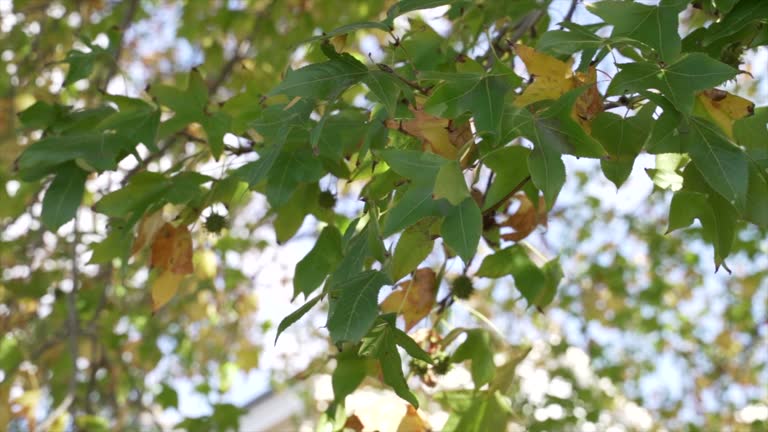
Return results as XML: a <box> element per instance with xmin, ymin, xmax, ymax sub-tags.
<box><xmin>151</xmin><ymin>270</ymin><xmax>184</xmax><ymax>311</ymax></box>
<box><xmin>380</xmin><ymin>268</ymin><xmax>437</xmax><ymax>330</ymax></box>
<box><xmin>132</xmin><ymin>210</ymin><xmax>165</xmax><ymax>255</ymax></box>
<box><xmin>396</xmin><ymin>405</ymin><xmax>429</xmax><ymax>432</ymax></box>
<box><xmin>385</xmin><ymin>106</ymin><xmax>473</xmax><ymax>159</ymax></box>
<box><xmin>514</xmin><ymin>45</ymin><xmax>603</xmax><ymax>132</ymax></box>
<box><xmin>697</xmin><ymin>89</ymin><xmax>754</xmax><ymax>138</ymax></box>
<box><xmin>514</xmin><ymin>44</ymin><xmax>575</xmax><ymax>107</ymax></box>
<box><xmin>150</xmin><ymin>223</ymin><xmax>194</xmax><ymax>274</ymax></box>
<box><xmin>236</xmin><ymin>344</ymin><xmax>261</xmax><ymax>371</ymax></box>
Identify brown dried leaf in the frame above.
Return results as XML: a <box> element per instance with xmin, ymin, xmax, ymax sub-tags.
<box><xmin>380</xmin><ymin>268</ymin><xmax>437</xmax><ymax>330</ymax></box>
<box><xmin>344</xmin><ymin>414</ymin><xmax>365</xmax><ymax>432</ymax></box>
<box><xmin>500</xmin><ymin>194</ymin><xmax>548</xmax><ymax>242</ymax></box>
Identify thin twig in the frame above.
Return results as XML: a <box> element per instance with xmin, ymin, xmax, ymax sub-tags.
<box><xmin>482</xmin><ymin>175</ymin><xmax>531</xmax><ymax>216</ymax></box>
<box><xmin>101</xmin><ymin>0</ymin><xmax>141</xmax><ymax>91</ymax></box>
<box><xmin>563</xmin><ymin>0</ymin><xmax>579</xmax><ymax>25</ymax></box>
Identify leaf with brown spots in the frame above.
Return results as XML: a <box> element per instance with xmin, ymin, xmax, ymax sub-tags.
<box><xmin>697</xmin><ymin>89</ymin><xmax>754</xmax><ymax>138</ymax></box>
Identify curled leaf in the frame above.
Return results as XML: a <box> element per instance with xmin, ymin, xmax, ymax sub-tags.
<box><xmin>150</xmin><ymin>223</ymin><xmax>194</xmax><ymax>275</ymax></box>
<box><xmin>697</xmin><ymin>89</ymin><xmax>754</xmax><ymax>138</ymax></box>
<box><xmin>498</xmin><ymin>194</ymin><xmax>548</xmax><ymax>242</ymax></box>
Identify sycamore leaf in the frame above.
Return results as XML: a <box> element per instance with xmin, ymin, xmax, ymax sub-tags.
<box><xmin>390</xmin><ymin>218</ymin><xmax>436</xmax><ymax>282</ymax></box>
<box><xmin>514</xmin><ymin>44</ymin><xmax>575</xmax><ymax>107</ymax></box>
<box><xmin>41</xmin><ymin>163</ymin><xmax>88</xmax><ymax>231</ymax></box>
<box><xmin>441</xmin><ymin>197</ymin><xmax>482</xmax><ymax>263</ymax></box>
<box><xmin>327</xmin><ymin>270</ymin><xmax>392</xmax><ymax>343</ymax></box>
<box><xmin>380</xmin><ymin>268</ymin><xmax>437</xmax><ymax>331</ymax></box>
<box><xmin>607</xmin><ymin>54</ymin><xmax>737</xmax><ymax>113</ymax></box>
<box><xmin>695</xmin><ymin>89</ymin><xmax>755</xmax><ymax>138</ymax></box>
<box><xmin>150</xmin><ymin>223</ymin><xmax>194</xmax><ymax>275</ymax></box>
<box><xmin>151</xmin><ymin>270</ymin><xmax>185</xmax><ymax>311</ymax></box>
<box><xmin>588</xmin><ymin>0</ymin><xmax>687</xmax><ymax>62</ymax></box>
<box><xmin>433</xmin><ymin>161</ymin><xmax>469</xmax><ymax>205</ymax></box>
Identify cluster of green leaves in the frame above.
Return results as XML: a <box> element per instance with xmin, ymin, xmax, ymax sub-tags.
<box><xmin>3</xmin><ymin>0</ymin><xmax>768</xmax><ymax>430</ymax></box>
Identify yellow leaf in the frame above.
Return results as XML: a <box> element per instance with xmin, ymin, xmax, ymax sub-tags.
<box><xmin>236</xmin><ymin>344</ymin><xmax>261</xmax><ymax>371</ymax></box>
<box><xmin>193</xmin><ymin>249</ymin><xmax>218</xmax><ymax>280</ymax></box>
<box><xmin>396</xmin><ymin>405</ymin><xmax>429</xmax><ymax>432</ymax></box>
<box><xmin>697</xmin><ymin>89</ymin><xmax>754</xmax><ymax>138</ymax></box>
<box><xmin>514</xmin><ymin>44</ymin><xmax>575</xmax><ymax>107</ymax></box>
<box><xmin>380</xmin><ymin>268</ymin><xmax>437</xmax><ymax>331</ymax></box>
<box><xmin>132</xmin><ymin>210</ymin><xmax>165</xmax><ymax>256</ymax></box>
<box><xmin>514</xmin><ymin>45</ymin><xmax>603</xmax><ymax>132</ymax></box>
<box><xmin>151</xmin><ymin>270</ymin><xmax>184</xmax><ymax>311</ymax></box>
<box><xmin>150</xmin><ymin>223</ymin><xmax>194</xmax><ymax>274</ymax></box>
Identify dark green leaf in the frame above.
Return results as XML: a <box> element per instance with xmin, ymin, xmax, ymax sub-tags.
<box><xmin>294</xmin><ymin>225</ymin><xmax>344</xmax><ymax>299</ymax></box>
<box><xmin>275</xmin><ymin>294</ymin><xmax>322</xmax><ymax>343</ymax></box>
<box><xmin>269</xmin><ymin>54</ymin><xmax>367</xmax><ymax>100</ymax></box>
<box><xmin>327</xmin><ymin>271</ymin><xmax>392</xmax><ymax>343</ymax></box>
<box><xmin>441</xmin><ymin>197</ymin><xmax>482</xmax><ymax>263</ymax></box>
<box><xmin>382</xmin><ymin>185</ymin><xmax>441</xmax><ymax>237</ymax></box>
<box><xmin>41</xmin><ymin>163</ymin><xmax>88</xmax><ymax>230</ymax></box>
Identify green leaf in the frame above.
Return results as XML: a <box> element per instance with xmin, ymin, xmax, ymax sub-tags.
<box><xmin>384</xmin><ymin>0</ymin><xmax>455</xmax><ymax>26</ymax></box>
<box><xmin>332</xmin><ymin>351</ymin><xmax>368</xmax><ymax>402</ymax></box>
<box><xmin>528</xmin><ymin>142</ymin><xmax>565</xmax><ymax>210</ymax></box>
<box><xmin>390</xmin><ymin>219</ymin><xmax>436</xmax><ymax>281</ymax></box>
<box><xmin>441</xmin><ymin>197</ymin><xmax>482</xmax><ymax>263</ymax></box>
<box><xmin>592</xmin><ymin>109</ymin><xmax>653</xmax><ymax>188</ymax></box>
<box><xmin>537</xmin><ymin>23</ymin><xmax>604</xmax><ymax>57</ymax></box>
<box><xmin>451</xmin><ymin>329</ymin><xmax>495</xmax><ymax>387</ymax></box>
<box><xmin>200</xmin><ymin>111</ymin><xmax>231</xmax><ymax>160</ymax></box>
<box><xmin>327</xmin><ymin>270</ymin><xmax>392</xmax><ymax>343</ymax></box>
<box><xmin>482</xmin><ymin>146</ymin><xmax>530</xmax><ymax>211</ymax></box>
<box><xmin>266</xmin><ymin>151</ymin><xmax>324</xmax><ymax>208</ymax></box>
<box><xmin>0</xmin><ymin>335</ymin><xmax>22</xmax><ymax>377</ymax></box>
<box><xmin>294</xmin><ymin>225</ymin><xmax>344</xmax><ymax>299</ymax></box>
<box><xmin>63</xmin><ymin>49</ymin><xmax>97</xmax><ymax>86</ymax></box>
<box><xmin>465</xmin><ymin>76</ymin><xmax>511</xmax><ymax>139</ymax></box>
<box><xmin>274</xmin><ymin>183</ymin><xmax>315</xmax><ymax>243</ymax></box>
<box><xmin>275</xmin><ymin>294</ymin><xmax>322</xmax><ymax>343</ymax></box>
<box><xmin>15</xmin><ymin>133</ymin><xmax>129</xmax><ymax>182</ymax></box>
<box><xmin>41</xmin><ymin>163</ymin><xmax>88</xmax><ymax>230</ymax></box>
<box><xmin>382</xmin><ymin>185</ymin><xmax>441</xmax><ymax>237</ymax></box>
<box><xmin>364</xmin><ymin>70</ymin><xmax>411</xmax><ymax>116</ymax></box>
<box><xmin>379</xmin><ymin>148</ymin><xmax>450</xmax><ymax>185</ymax></box>
<box><xmin>96</xmin><ymin>103</ymin><xmax>161</xmax><ymax>152</ymax></box>
<box><xmin>476</xmin><ymin>246</ymin><xmax>557</xmax><ymax>307</ymax></box>
<box><xmin>94</xmin><ymin>172</ymin><xmax>169</xmax><ymax>219</ymax></box>
<box><xmin>359</xmin><ymin>316</ymin><xmax>421</xmax><ymax>407</ymax></box>
<box><xmin>269</xmin><ymin>54</ymin><xmax>367</xmax><ymax>100</ymax></box>
<box><xmin>588</xmin><ymin>0</ymin><xmax>687</xmax><ymax>62</ymax></box>
<box><xmin>684</xmin><ymin>118</ymin><xmax>748</xmax><ymax>212</ymax></box>
<box><xmin>607</xmin><ymin>54</ymin><xmax>737</xmax><ymax>113</ymax></box>
<box><xmin>433</xmin><ymin>161</ymin><xmax>469</xmax><ymax>205</ymax></box>
<box><xmin>304</xmin><ymin>21</ymin><xmax>392</xmax><ymax>42</ymax></box>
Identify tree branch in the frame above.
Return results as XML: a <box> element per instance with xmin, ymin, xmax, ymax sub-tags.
<box><xmin>101</xmin><ymin>0</ymin><xmax>141</xmax><ymax>91</ymax></box>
